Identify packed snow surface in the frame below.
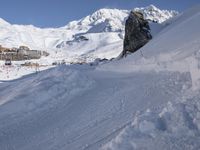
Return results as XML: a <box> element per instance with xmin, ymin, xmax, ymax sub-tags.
<box><xmin>0</xmin><ymin>5</ymin><xmax>200</xmax><ymax>150</ymax></box>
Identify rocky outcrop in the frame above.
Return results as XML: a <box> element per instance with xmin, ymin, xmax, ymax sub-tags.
<box><xmin>56</xmin><ymin>35</ymin><xmax>89</xmax><ymax>48</ymax></box>
<box><xmin>122</xmin><ymin>11</ymin><xmax>152</xmax><ymax>57</ymax></box>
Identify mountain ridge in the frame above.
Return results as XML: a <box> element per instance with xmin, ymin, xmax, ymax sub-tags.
<box><xmin>0</xmin><ymin>5</ymin><xmax>178</xmax><ymax>63</ymax></box>
<box><xmin>0</xmin><ymin>5</ymin><xmax>178</xmax><ymax>30</ymax></box>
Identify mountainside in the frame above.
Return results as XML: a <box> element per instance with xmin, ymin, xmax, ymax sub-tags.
<box><xmin>99</xmin><ymin>5</ymin><xmax>200</xmax><ymax>149</ymax></box>
<box><xmin>0</xmin><ymin>5</ymin><xmax>178</xmax><ymax>62</ymax></box>
<box><xmin>0</xmin><ymin>4</ymin><xmax>200</xmax><ymax>150</ymax></box>
<box><xmin>64</xmin><ymin>5</ymin><xmax>178</xmax><ymax>32</ymax></box>
<box><xmin>63</xmin><ymin>8</ymin><xmax>129</xmax><ymax>32</ymax></box>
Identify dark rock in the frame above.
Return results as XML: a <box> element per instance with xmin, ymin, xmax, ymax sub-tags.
<box><xmin>56</xmin><ymin>35</ymin><xmax>89</xmax><ymax>48</ymax></box>
<box><xmin>87</xmin><ymin>19</ymin><xmax>121</xmax><ymax>33</ymax></box>
<box><xmin>74</xmin><ymin>35</ymin><xmax>89</xmax><ymax>42</ymax></box>
<box><xmin>122</xmin><ymin>11</ymin><xmax>152</xmax><ymax>57</ymax></box>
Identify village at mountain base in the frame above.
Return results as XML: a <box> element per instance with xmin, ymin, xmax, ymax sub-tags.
<box><xmin>0</xmin><ymin>45</ymin><xmax>49</xmax><ymax>61</ymax></box>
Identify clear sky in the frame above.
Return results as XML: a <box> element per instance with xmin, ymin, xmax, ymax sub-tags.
<box><xmin>0</xmin><ymin>0</ymin><xmax>199</xmax><ymax>28</ymax></box>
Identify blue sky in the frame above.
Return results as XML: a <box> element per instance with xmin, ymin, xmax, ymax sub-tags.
<box><xmin>0</xmin><ymin>0</ymin><xmax>199</xmax><ymax>28</ymax></box>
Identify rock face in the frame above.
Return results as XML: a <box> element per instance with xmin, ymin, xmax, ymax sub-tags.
<box><xmin>122</xmin><ymin>11</ymin><xmax>152</xmax><ymax>57</ymax></box>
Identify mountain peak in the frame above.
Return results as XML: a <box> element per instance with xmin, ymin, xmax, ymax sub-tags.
<box><xmin>146</xmin><ymin>4</ymin><xmax>160</xmax><ymax>11</ymax></box>
<box><xmin>64</xmin><ymin>6</ymin><xmax>178</xmax><ymax>32</ymax></box>
<box><xmin>134</xmin><ymin>5</ymin><xmax>179</xmax><ymax>23</ymax></box>
<box><xmin>0</xmin><ymin>5</ymin><xmax>179</xmax><ymax>50</ymax></box>
<box><xmin>64</xmin><ymin>8</ymin><xmax>129</xmax><ymax>31</ymax></box>
<box><xmin>0</xmin><ymin>18</ymin><xmax>10</xmax><ymax>26</ymax></box>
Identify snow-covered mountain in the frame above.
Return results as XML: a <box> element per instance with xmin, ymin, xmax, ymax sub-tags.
<box><xmin>0</xmin><ymin>5</ymin><xmax>178</xmax><ymax>62</ymax></box>
<box><xmin>63</xmin><ymin>8</ymin><xmax>129</xmax><ymax>32</ymax></box>
<box><xmin>135</xmin><ymin>5</ymin><xmax>179</xmax><ymax>23</ymax></box>
<box><xmin>64</xmin><ymin>5</ymin><xmax>178</xmax><ymax>32</ymax></box>
<box><xmin>0</xmin><ymin>4</ymin><xmax>200</xmax><ymax>150</ymax></box>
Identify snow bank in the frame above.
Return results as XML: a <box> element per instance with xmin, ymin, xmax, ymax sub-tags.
<box><xmin>101</xmin><ymin>92</ymin><xmax>200</xmax><ymax>150</ymax></box>
<box><xmin>0</xmin><ymin>66</ymin><xmax>94</xmax><ymax>116</ymax></box>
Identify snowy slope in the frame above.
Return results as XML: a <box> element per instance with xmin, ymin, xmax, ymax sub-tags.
<box><xmin>63</xmin><ymin>8</ymin><xmax>129</xmax><ymax>32</ymax></box>
<box><xmin>0</xmin><ymin>4</ymin><xmax>199</xmax><ymax>150</ymax></box>
<box><xmin>99</xmin><ymin>5</ymin><xmax>200</xmax><ymax>150</ymax></box>
<box><xmin>0</xmin><ymin>66</ymin><xmax>192</xmax><ymax>150</ymax></box>
<box><xmin>99</xmin><ymin>5</ymin><xmax>200</xmax><ymax>89</ymax></box>
<box><xmin>0</xmin><ymin>5</ymin><xmax>178</xmax><ymax>62</ymax></box>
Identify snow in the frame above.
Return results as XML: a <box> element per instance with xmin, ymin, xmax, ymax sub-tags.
<box><xmin>0</xmin><ymin>60</ymin><xmax>55</xmax><ymax>81</ymax></box>
<box><xmin>0</xmin><ymin>18</ymin><xmax>10</xmax><ymax>26</ymax></box>
<box><xmin>0</xmin><ymin>4</ymin><xmax>199</xmax><ymax>150</ymax></box>
<box><xmin>98</xmin><ymin>5</ymin><xmax>200</xmax><ymax>88</ymax></box>
<box><xmin>64</xmin><ymin>8</ymin><xmax>129</xmax><ymax>32</ymax></box>
<box><xmin>0</xmin><ymin>5</ymin><xmax>177</xmax><ymax>64</ymax></box>
<box><xmin>135</xmin><ymin>5</ymin><xmax>178</xmax><ymax>23</ymax></box>
<box><xmin>101</xmin><ymin>94</ymin><xmax>200</xmax><ymax>150</ymax></box>
<box><xmin>0</xmin><ymin>5</ymin><xmax>177</xmax><ymax>80</ymax></box>
<box><xmin>99</xmin><ymin>4</ymin><xmax>200</xmax><ymax>150</ymax></box>
<box><xmin>0</xmin><ymin>67</ymin><xmax>190</xmax><ymax>150</ymax></box>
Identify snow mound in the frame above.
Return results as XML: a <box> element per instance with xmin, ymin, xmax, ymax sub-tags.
<box><xmin>0</xmin><ymin>66</ymin><xmax>94</xmax><ymax>115</ymax></box>
<box><xmin>101</xmin><ymin>95</ymin><xmax>200</xmax><ymax>150</ymax></box>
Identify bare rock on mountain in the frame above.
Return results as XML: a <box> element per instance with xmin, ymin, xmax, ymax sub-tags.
<box><xmin>122</xmin><ymin>11</ymin><xmax>152</xmax><ymax>57</ymax></box>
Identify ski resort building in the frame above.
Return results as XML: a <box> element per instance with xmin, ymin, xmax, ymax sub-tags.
<box><xmin>0</xmin><ymin>45</ymin><xmax>49</xmax><ymax>60</ymax></box>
